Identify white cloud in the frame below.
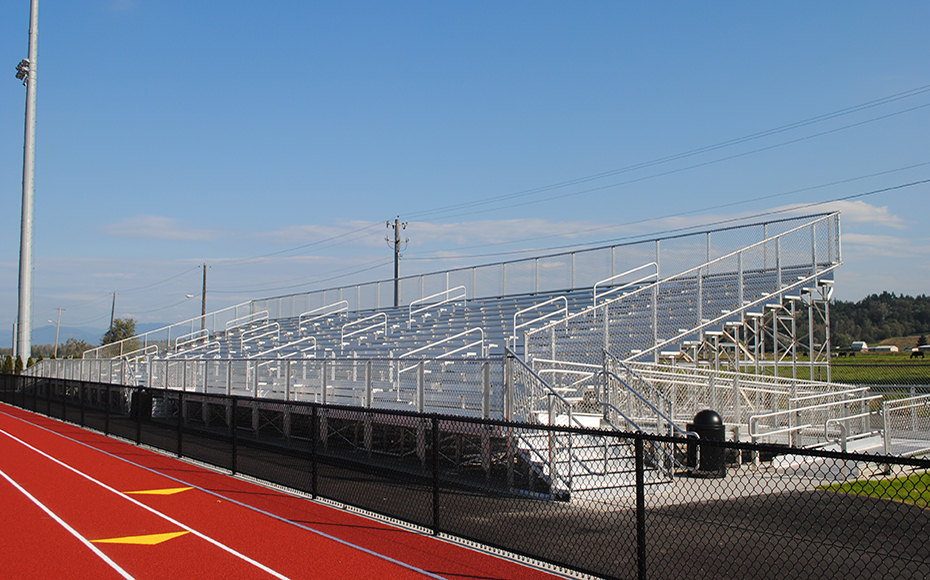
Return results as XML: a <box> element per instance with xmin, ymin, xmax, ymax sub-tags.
<box><xmin>809</xmin><ymin>200</ymin><xmax>907</xmax><ymax>230</ymax></box>
<box><xmin>101</xmin><ymin>215</ymin><xmax>223</xmax><ymax>242</ymax></box>
<box><xmin>841</xmin><ymin>233</ymin><xmax>930</xmax><ymax>258</ymax></box>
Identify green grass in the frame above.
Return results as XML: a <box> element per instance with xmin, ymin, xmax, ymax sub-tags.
<box><xmin>821</xmin><ymin>472</ymin><xmax>930</xmax><ymax>507</ymax></box>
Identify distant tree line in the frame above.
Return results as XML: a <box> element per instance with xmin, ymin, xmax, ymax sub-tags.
<box><xmin>831</xmin><ymin>292</ymin><xmax>930</xmax><ymax>347</ymax></box>
<box><xmin>1</xmin><ymin>318</ymin><xmax>137</xmax><ymax>374</ymax></box>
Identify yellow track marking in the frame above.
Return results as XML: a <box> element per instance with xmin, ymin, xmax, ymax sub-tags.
<box><xmin>124</xmin><ymin>487</ymin><xmax>193</xmax><ymax>496</ymax></box>
<box><xmin>92</xmin><ymin>531</ymin><xmax>189</xmax><ymax>545</ymax></box>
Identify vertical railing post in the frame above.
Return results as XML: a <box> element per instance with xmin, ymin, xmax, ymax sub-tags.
<box><xmin>481</xmin><ymin>362</ymin><xmax>490</xmax><ymax>420</ymax></box>
<box><xmin>417</xmin><ymin>362</ymin><xmax>425</xmax><ymax>414</ymax></box>
<box><xmin>231</xmin><ymin>396</ymin><xmax>238</xmax><ymax>475</ymax></box>
<box><xmin>431</xmin><ymin>414</ymin><xmax>440</xmax><ymax>536</ymax></box>
<box><xmin>135</xmin><ymin>387</ymin><xmax>142</xmax><ymax>444</ymax></box>
<box><xmin>635</xmin><ymin>433</ymin><xmax>647</xmax><ymax>580</ymax></box>
<box><xmin>104</xmin><ymin>383</ymin><xmax>110</xmax><ymax>436</ymax></box>
<box><xmin>311</xmin><ymin>404</ymin><xmax>318</xmax><ymax>498</ymax></box>
<box><xmin>177</xmin><ymin>390</ymin><xmax>184</xmax><ymax>458</ymax></box>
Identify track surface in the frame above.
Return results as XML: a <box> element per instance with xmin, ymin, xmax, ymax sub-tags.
<box><xmin>0</xmin><ymin>403</ymin><xmax>567</xmax><ymax>580</ymax></box>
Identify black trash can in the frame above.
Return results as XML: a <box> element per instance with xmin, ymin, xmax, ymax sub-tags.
<box><xmin>687</xmin><ymin>409</ymin><xmax>727</xmax><ymax>478</ymax></box>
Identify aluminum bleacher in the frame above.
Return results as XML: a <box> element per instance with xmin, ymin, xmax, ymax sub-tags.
<box><xmin>34</xmin><ymin>212</ymin><xmax>889</xmax><ymax>494</ymax></box>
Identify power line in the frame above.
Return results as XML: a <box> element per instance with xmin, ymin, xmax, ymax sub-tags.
<box><xmin>415</xmin><ymin>102</ymin><xmax>930</xmax><ymax>223</ymax></box>
<box><xmin>403</xmin><ymin>161</ymin><xmax>930</xmax><ymax>260</ymax></box>
<box><xmin>404</xmin><ymin>84</ymin><xmax>930</xmax><ymax>222</ymax></box>
<box><xmin>405</xmin><ymin>177</ymin><xmax>930</xmax><ymax>263</ymax></box>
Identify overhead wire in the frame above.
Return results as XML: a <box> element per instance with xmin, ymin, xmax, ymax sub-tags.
<box><xmin>405</xmin><ymin>177</ymin><xmax>930</xmax><ymax>262</ymax></box>
<box><xmin>412</xmin><ymin>101</ymin><xmax>930</xmax><ymax>223</ymax></box>
<box><xmin>404</xmin><ymin>84</ymin><xmax>930</xmax><ymax>221</ymax></box>
<box><xmin>403</xmin><ymin>160</ymin><xmax>930</xmax><ymax>260</ymax></box>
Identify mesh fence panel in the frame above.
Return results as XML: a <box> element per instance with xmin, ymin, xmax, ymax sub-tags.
<box><xmin>4</xmin><ymin>374</ymin><xmax>930</xmax><ymax>580</ymax></box>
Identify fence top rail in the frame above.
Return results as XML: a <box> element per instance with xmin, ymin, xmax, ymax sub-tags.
<box><xmin>884</xmin><ymin>392</ymin><xmax>930</xmax><ymax>410</ymax></box>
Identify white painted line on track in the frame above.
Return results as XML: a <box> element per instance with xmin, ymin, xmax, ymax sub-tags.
<box><xmin>0</xmin><ymin>426</ymin><xmax>293</xmax><ymax>580</ymax></box>
<box><xmin>0</xmin><ymin>409</ymin><xmax>452</xmax><ymax>580</ymax></box>
<box><xmin>0</xmin><ymin>466</ymin><xmax>137</xmax><ymax>580</ymax></box>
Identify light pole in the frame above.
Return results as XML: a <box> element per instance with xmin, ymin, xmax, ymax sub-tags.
<box><xmin>16</xmin><ymin>0</ymin><xmax>39</xmax><ymax>361</ymax></box>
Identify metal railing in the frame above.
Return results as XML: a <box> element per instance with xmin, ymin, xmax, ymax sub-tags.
<box><xmin>593</xmin><ymin>262</ymin><xmax>657</xmax><ymax>306</ymax></box>
<box><xmin>409</xmin><ymin>285</ymin><xmax>466</xmax><ymax>322</ymax></box>
<box><xmin>298</xmin><ymin>300</ymin><xmax>348</xmax><ymax>332</ymax></box>
<box><xmin>252</xmin><ymin>214</ymin><xmax>836</xmax><ymax>318</ymax></box>
<box><xmin>340</xmin><ymin>312</ymin><xmax>387</xmax><ymax>351</ymax></box>
<box><xmin>523</xmin><ymin>213</ymin><xmax>841</xmax><ymax>366</ymax></box>
<box><xmin>510</xmin><ymin>296</ymin><xmax>568</xmax><ymax>352</ymax></box>
<box><xmin>83</xmin><ymin>301</ymin><xmax>254</xmax><ymax>359</ymax></box>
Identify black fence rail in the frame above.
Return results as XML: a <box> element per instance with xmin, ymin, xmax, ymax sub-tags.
<box><xmin>2</xmin><ymin>373</ymin><xmax>929</xmax><ymax>580</ymax></box>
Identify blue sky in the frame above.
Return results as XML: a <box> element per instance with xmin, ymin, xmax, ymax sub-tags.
<box><xmin>2</xmin><ymin>1</ymin><xmax>929</xmax><ymax>347</ymax></box>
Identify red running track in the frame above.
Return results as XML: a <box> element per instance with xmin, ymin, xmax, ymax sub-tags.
<box><xmin>0</xmin><ymin>403</ymin><xmax>570</xmax><ymax>580</ymax></box>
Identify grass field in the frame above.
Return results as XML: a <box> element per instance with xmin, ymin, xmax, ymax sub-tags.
<box><xmin>822</xmin><ymin>472</ymin><xmax>930</xmax><ymax>507</ymax></box>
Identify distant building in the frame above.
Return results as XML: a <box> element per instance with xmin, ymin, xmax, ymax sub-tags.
<box><xmin>871</xmin><ymin>345</ymin><xmax>898</xmax><ymax>353</ymax></box>
<box><xmin>850</xmin><ymin>341</ymin><xmax>868</xmax><ymax>352</ymax></box>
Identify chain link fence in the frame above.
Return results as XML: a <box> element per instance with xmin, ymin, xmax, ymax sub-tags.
<box><xmin>3</xmin><ymin>373</ymin><xmax>928</xmax><ymax>580</ymax></box>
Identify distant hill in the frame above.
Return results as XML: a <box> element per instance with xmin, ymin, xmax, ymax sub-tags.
<box><xmin>1</xmin><ymin>321</ymin><xmax>170</xmax><ymax>351</ymax></box>
<box><xmin>832</xmin><ymin>293</ymin><xmax>930</xmax><ymax>348</ymax></box>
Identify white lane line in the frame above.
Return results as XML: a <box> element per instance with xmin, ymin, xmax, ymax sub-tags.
<box><xmin>0</xmin><ymin>427</ymin><xmax>293</xmax><ymax>580</ymax></box>
<box><xmin>0</xmin><ymin>466</ymin><xmax>137</xmax><ymax>580</ymax></box>
<box><xmin>0</xmin><ymin>409</ymin><xmax>451</xmax><ymax>580</ymax></box>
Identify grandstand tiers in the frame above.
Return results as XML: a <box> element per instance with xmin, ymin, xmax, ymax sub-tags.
<box><xmin>38</xmin><ymin>212</ymin><xmax>906</xmax><ymax>496</ymax></box>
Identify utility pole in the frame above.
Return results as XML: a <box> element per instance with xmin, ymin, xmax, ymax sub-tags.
<box><xmin>52</xmin><ymin>307</ymin><xmax>64</xmax><ymax>358</ymax></box>
<box><xmin>386</xmin><ymin>218</ymin><xmax>408</xmax><ymax>308</ymax></box>
<box><xmin>15</xmin><ymin>0</ymin><xmax>39</xmax><ymax>361</ymax></box>
<box><xmin>201</xmin><ymin>263</ymin><xmax>207</xmax><ymax>331</ymax></box>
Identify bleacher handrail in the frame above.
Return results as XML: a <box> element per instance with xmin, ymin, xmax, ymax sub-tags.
<box><xmin>165</xmin><ymin>340</ymin><xmax>220</xmax><ymax>359</ymax></box>
<box><xmin>511</xmin><ymin>296</ymin><xmax>568</xmax><ymax>348</ymax></box>
<box><xmin>249</xmin><ymin>335</ymin><xmax>317</xmax><ymax>359</ymax></box>
<box><xmin>120</xmin><ymin>344</ymin><xmax>159</xmax><ymax>362</ymax></box>
<box><xmin>593</xmin><ymin>262</ymin><xmax>657</xmax><ymax>306</ymax></box>
<box><xmin>400</xmin><ymin>327</ymin><xmax>485</xmax><ymax>363</ymax></box>
<box><xmin>227</xmin><ymin>310</ymin><xmax>269</xmax><ymax>332</ymax></box>
<box><xmin>409</xmin><ymin>286</ymin><xmax>466</xmax><ymax>321</ymax></box>
<box><xmin>240</xmin><ymin>322</ymin><xmax>280</xmax><ymax>349</ymax></box>
<box><xmin>298</xmin><ymin>301</ymin><xmax>349</xmax><ymax>331</ymax></box>
<box><xmin>341</xmin><ymin>312</ymin><xmax>387</xmax><ymax>348</ymax></box>
<box><xmin>175</xmin><ymin>328</ymin><xmax>209</xmax><ymax>350</ymax></box>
